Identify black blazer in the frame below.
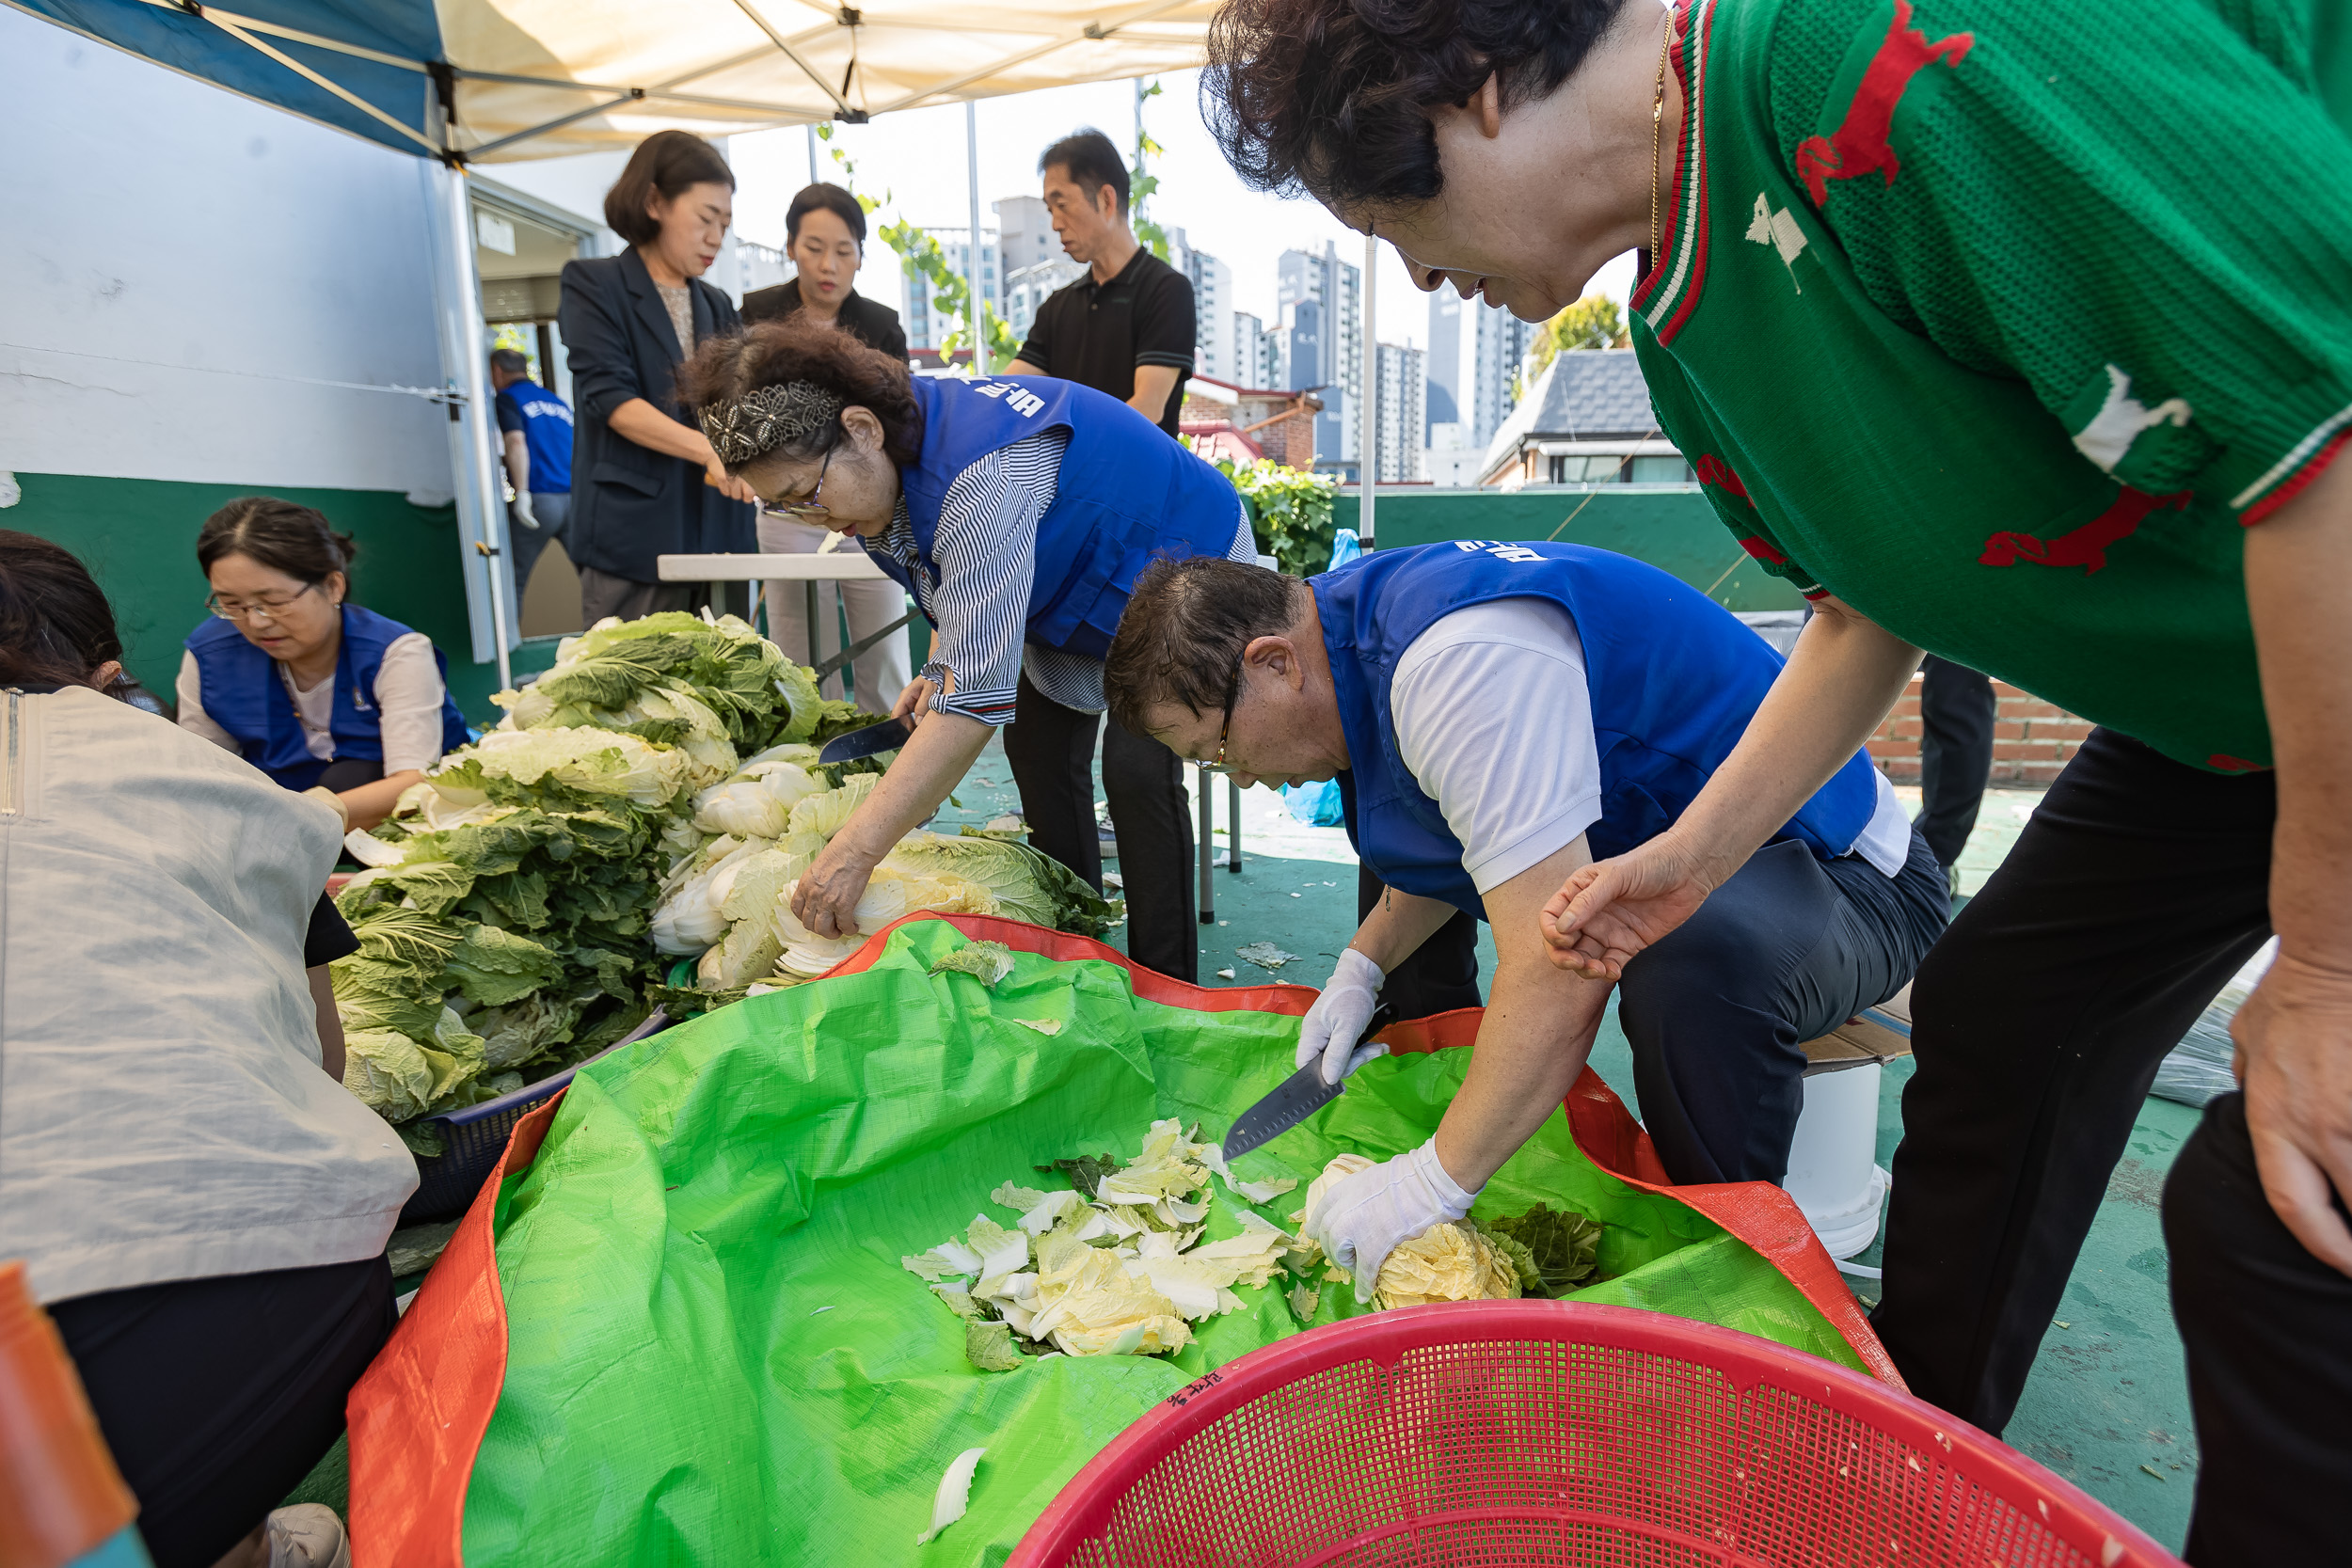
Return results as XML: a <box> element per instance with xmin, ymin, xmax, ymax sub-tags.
<box><xmin>558</xmin><ymin>248</ymin><xmax>757</xmax><ymax>582</ymax></box>
<box><xmin>740</xmin><ymin>278</ymin><xmax>910</xmax><ymax>362</ymax></box>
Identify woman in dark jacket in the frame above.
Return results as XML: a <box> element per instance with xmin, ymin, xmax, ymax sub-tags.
<box><xmin>739</xmin><ymin>182</ymin><xmax>908</xmax><ymax>357</ymax></box>
<box><xmin>558</xmin><ymin>130</ymin><xmax>758</xmax><ymax>623</ymax></box>
<box><xmin>739</xmin><ymin>183</ymin><xmax>912</xmax><ymax>711</ymax></box>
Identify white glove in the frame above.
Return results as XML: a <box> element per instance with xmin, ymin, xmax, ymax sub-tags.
<box><xmin>1297</xmin><ymin>947</ymin><xmax>1388</xmax><ymax>1085</ymax></box>
<box><xmin>510</xmin><ymin>492</ymin><xmax>540</xmax><ymax>531</ymax></box>
<box><xmin>1304</xmin><ymin>1139</ymin><xmax>1480</xmax><ymax>1303</ymax></box>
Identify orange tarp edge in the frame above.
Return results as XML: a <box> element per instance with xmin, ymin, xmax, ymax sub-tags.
<box><xmin>346</xmin><ymin>1092</ymin><xmax>565</xmax><ymax>1568</ymax></box>
<box><xmin>346</xmin><ymin>912</ymin><xmax>1893</xmax><ymax>1565</ymax></box>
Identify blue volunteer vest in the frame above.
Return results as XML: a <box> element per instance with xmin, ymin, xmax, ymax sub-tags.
<box><xmin>1317</xmin><ymin>541</ymin><xmax>1881</xmax><ymax>919</ymax></box>
<box><xmin>186</xmin><ymin>604</ymin><xmax>469</xmax><ymax>791</ymax></box>
<box><xmin>876</xmin><ymin>375</ymin><xmax>1241</xmax><ymax>659</ymax></box>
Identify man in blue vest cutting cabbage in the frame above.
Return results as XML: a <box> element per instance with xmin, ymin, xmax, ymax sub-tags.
<box><xmin>1104</xmin><ymin>543</ymin><xmax>1949</xmax><ymax>1293</ymax></box>
<box><xmin>676</xmin><ymin>317</ymin><xmax>1258</xmax><ymax>980</ymax></box>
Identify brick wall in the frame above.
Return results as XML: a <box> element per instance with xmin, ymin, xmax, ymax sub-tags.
<box><xmin>1868</xmin><ymin>675</ymin><xmax>2091</xmax><ymax>786</ymax></box>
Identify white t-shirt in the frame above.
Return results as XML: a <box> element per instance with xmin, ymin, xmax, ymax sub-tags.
<box><xmin>178</xmin><ymin>631</ymin><xmax>451</xmax><ymax>774</ymax></box>
<box><xmin>1389</xmin><ymin>599</ymin><xmax>1912</xmax><ymax>898</ymax></box>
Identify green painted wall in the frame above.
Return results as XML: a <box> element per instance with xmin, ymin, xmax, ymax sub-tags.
<box><xmin>8</xmin><ymin>470</ymin><xmax>520</xmax><ymax>721</ymax></box>
<box><xmin>1333</xmin><ymin>486</ymin><xmax>1805</xmax><ymax>612</ymax></box>
<box><xmin>13</xmin><ymin>474</ymin><xmax>1790</xmax><ymax>731</ymax></box>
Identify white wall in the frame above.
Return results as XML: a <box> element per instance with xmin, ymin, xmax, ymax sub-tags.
<box><xmin>0</xmin><ymin>8</ymin><xmax>454</xmax><ymax>497</ymax></box>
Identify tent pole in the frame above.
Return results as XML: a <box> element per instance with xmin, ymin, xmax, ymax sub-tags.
<box><xmin>427</xmin><ymin>161</ymin><xmax>514</xmax><ymax>690</ymax></box>
<box><xmin>966</xmin><ymin>101</ymin><xmax>983</xmax><ymax>376</ymax></box>
<box><xmin>806</xmin><ymin>123</ymin><xmax>818</xmax><ymax>183</ymax></box>
<box><xmin>1359</xmin><ymin>233</ymin><xmax>1377</xmax><ymax>548</ymax></box>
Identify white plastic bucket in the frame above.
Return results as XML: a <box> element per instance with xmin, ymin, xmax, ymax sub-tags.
<box><xmin>1783</xmin><ymin>1063</ymin><xmax>1890</xmax><ymax>1259</ymax></box>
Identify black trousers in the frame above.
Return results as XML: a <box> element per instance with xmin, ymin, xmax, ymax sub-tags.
<box><xmin>1364</xmin><ymin>830</ymin><xmax>1947</xmax><ymax>1186</ymax></box>
<box><xmin>1916</xmin><ymin>656</ymin><xmax>1996</xmax><ymax>869</ymax></box>
<box><xmin>1002</xmin><ymin>673</ymin><xmax>1196</xmax><ymax>980</ymax></box>
<box><xmin>50</xmin><ymin>1255</ymin><xmax>396</xmax><ymax>1568</ymax></box>
<box><xmin>1621</xmin><ymin>831</ymin><xmax>1948</xmax><ymax>1184</ymax></box>
<box><xmin>2167</xmin><ymin>1092</ymin><xmax>2352</xmax><ymax>1567</ymax></box>
<box><xmin>1873</xmin><ymin>730</ymin><xmax>2277</xmax><ymax>1443</ymax></box>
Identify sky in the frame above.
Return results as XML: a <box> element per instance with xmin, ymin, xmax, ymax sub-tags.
<box><xmin>726</xmin><ymin>69</ymin><xmax>1637</xmax><ymax>352</ymax></box>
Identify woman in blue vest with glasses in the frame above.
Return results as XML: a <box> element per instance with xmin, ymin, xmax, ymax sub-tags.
<box><xmin>1104</xmin><ymin>545</ymin><xmax>1950</xmax><ymax>1299</ymax></box>
<box><xmin>677</xmin><ymin>316</ymin><xmax>1255</xmax><ymax>980</ymax></box>
<box><xmin>179</xmin><ymin>498</ymin><xmax>469</xmax><ymax>832</ymax></box>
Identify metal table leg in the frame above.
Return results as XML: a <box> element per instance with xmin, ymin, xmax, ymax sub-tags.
<box><xmin>805</xmin><ymin>580</ymin><xmax>823</xmax><ymax>685</ymax></box>
<box><xmin>1197</xmin><ymin>763</ymin><xmax>1215</xmax><ymax>923</ymax></box>
<box><xmin>1227</xmin><ymin>774</ymin><xmax>1242</xmax><ymax>872</ymax></box>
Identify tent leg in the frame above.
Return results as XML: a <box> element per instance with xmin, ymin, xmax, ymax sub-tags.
<box><xmin>1358</xmin><ymin>233</ymin><xmax>1378</xmax><ymax>547</ymax></box>
<box><xmin>966</xmin><ymin>102</ymin><xmax>983</xmax><ymax>374</ymax></box>
<box><xmin>1227</xmin><ymin>773</ymin><xmax>1242</xmax><ymax>872</ymax></box>
<box><xmin>1197</xmin><ymin>765</ymin><xmax>1215</xmax><ymax>924</ymax></box>
<box><xmin>425</xmin><ymin>161</ymin><xmax>512</xmax><ymax>692</ymax></box>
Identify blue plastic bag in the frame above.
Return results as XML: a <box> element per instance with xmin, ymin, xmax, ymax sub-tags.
<box><xmin>1282</xmin><ymin>779</ymin><xmax>1345</xmax><ymax>826</ymax></box>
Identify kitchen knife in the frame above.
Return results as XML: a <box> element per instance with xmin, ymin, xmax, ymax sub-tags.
<box><xmin>816</xmin><ymin>715</ymin><xmax>914</xmax><ymax>765</ymax></box>
<box><xmin>1221</xmin><ymin>1004</ymin><xmax>1397</xmax><ymax>1161</ymax></box>
<box><xmin>1221</xmin><ymin>1063</ymin><xmax>1345</xmax><ymax>1163</ymax></box>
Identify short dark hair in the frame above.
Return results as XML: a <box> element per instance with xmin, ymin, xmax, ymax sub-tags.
<box><xmin>604</xmin><ymin>130</ymin><xmax>736</xmax><ymax>247</ymax></box>
<box><xmin>675</xmin><ymin>314</ymin><xmax>924</xmax><ymax>469</ymax></box>
<box><xmin>1040</xmin><ymin>129</ymin><xmax>1130</xmax><ymax>216</ymax></box>
<box><xmin>1104</xmin><ymin>557</ymin><xmax>1305</xmax><ymax>736</ymax></box>
<box><xmin>489</xmin><ymin>347</ymin><xmax>529</xmax><ymax>376</ymax></box>
<box><xmin>787</xmin><ymin>182</ymin><xmax>867</xmax><ymax>246</ymax></box>
<box><xmin>1204</xmin><ymin>0</ymin><xmax>1630</xmax><ymax>212</ymax></box>
<box><xmin>0</xmin><ymin>530</ymin><xmax>132</xmax><ymax>694</ymax></box>
<box><xmin>197</xmin><ymin>498</ymin><xmax>358</xmax><ymax>593</ymax></box>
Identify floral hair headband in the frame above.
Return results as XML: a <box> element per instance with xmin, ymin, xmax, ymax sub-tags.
<box><xmin>698</xmin><ymin>381</ymin><xmax>846</xmax><ymax>465</ymax></box>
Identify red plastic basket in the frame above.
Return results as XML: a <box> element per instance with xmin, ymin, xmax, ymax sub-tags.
<box><xmin>1009</xmin><ymin>1302</ymin><xmax>2181</xmax><ymax>1568</ymax></box>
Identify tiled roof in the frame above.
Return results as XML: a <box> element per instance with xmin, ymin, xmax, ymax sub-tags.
<box><xmin>1478</xmin><ymin>347</ymin><xmax>1661</xmax><ymax>481</ymax></box>
<box><xmin>1517</xmin><ymin>348</ymin><xmax>1657</xmax><ymax>439</ymax></box>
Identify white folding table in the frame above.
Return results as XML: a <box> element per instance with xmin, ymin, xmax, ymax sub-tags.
<box><xmin>657</xmin><ymin>551</ymin><xmax>895</xmax><ymax>673</ymax></box>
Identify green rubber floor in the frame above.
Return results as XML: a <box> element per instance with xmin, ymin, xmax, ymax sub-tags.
<box><xmin>335</xmin><ymin>748</ymin><xmax>2196</xmax><ymax>1553</ymax></box>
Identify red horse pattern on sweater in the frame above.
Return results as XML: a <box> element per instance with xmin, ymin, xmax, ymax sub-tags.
<box><xmin>1979</xmin><ymin>487</ymin><xmax>2187</xmax><ymax>574</ymax></box>
<box><xmin>1795</xmin><ymin>0</ymin><xmax>1974</xmax><ymax>206</ymax></box>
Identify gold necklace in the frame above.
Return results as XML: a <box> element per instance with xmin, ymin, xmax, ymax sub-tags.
<box><xmin>1651</xmin><ymin>6</ymin><xmax>1675</xmax><ymax>264</ymax></box>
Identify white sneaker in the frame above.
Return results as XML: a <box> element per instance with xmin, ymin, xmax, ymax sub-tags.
<box><xmin>265</xmin><ymin>1506</ymin><xmax>350</xmax><ymax>1568</ymax></box>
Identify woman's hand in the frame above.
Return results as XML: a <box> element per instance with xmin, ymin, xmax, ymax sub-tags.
<box><xmin>891</xmin><ymin>676</ymin><xmax>941</xmax><ymax>724</ymax></box>
<box><xmin>703</xmin><ymin>455</ymin><xmax>758</xmax><ymax>505</ymax></box>
<box><xmin>1539</xmin><ymin>832</ymin><xmax>1718</xmax><ymax>981</ymax></box>
<box><xmin>2233</xmin><ymin>950</ymin><xmax>2352</xmax><ymax>1276</ymax></box>
<box><xmin>790</xmin><ymin>833</ymin><xmax>882</xmax><ymax>940</ymax></box>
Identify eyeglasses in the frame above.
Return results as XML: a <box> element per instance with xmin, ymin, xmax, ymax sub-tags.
<box><xmin>1201</xmin><ymin>662</ymin><xmax>1245</xmax><ymax>774</ymax></box>
<box><xmin>762</xmin><ymin>446</ymin><xmax>834</xmax><ymax>521</ymax></box>
<box><xmin>207</xmin><ymin>581</ymin><xmax>320</xmax><ymax>624</ymax></box>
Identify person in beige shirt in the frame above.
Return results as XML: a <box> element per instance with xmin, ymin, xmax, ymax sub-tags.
<box><xmin>3</xmin><ymin>529</ymin><xmax>416</xmax><ymax>1567</ymax></box>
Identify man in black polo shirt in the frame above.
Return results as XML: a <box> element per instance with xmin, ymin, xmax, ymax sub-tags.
<box><xmin>1006</xmin><ymin>130</ymin><xmax>1196</xmax><ymax>435</ymax></box>
<box><xmin>1000</xmin><ymin>129</ymin><xmax>1211</xmax><ymax>983</ymax></box>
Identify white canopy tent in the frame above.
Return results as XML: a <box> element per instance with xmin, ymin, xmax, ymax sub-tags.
<box><xmin>14</xmin><ymin>0</ymin><xmax>1379</xmax><ymax>683</ymax></box>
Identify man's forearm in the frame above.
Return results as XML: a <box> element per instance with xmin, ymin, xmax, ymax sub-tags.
<box><xmin>1435</xmin><ymin>954</ymin><xmax>1610</xmax><ymax>1190</ymax></box>
<box><xmin>1436</xmin><ymin>840</ymin><xmax>1614</xmax><ymax>1189</ymax></box>
<box><xmin>502</xmin><ymin>433</ymin><xmax>532</xmax><ymax>497</ymax></box>
<box><xmin>1348</xmin><ymin>885</ymin><xmax>1457</xmax><ymax>973</ymax></box>
<box><xmin>1129</xmin><ymin>365</ymin><xmax>1181</xmax><ymax>426</ymax></box>
<box><xmin>2246</xmin><ymin>453</ymin><xmax>2352</xmax><ymax>965</ymax></box>
<box><xmin>1667</xmin><ymin>599</ymin><xmax>1920</xmax><ymax>887</ymax></box>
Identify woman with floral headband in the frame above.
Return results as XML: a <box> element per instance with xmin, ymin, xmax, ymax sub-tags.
<box><xmin>677</xmin><ymin>316</ymin><xmax>1257</xmax><ymax>981</ymax></box>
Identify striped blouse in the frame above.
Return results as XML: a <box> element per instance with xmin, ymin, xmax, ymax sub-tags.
<box><xmin>872</xmin><ymin>429</ymin><xmax>1256</xmax><ymax>722</ymax></box>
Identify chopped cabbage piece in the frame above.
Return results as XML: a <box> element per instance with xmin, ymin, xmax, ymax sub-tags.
<box><xmin>915</xmin><ymin>1447</ymin><xmax>986</xmax><ymax>1544</ymax></box>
